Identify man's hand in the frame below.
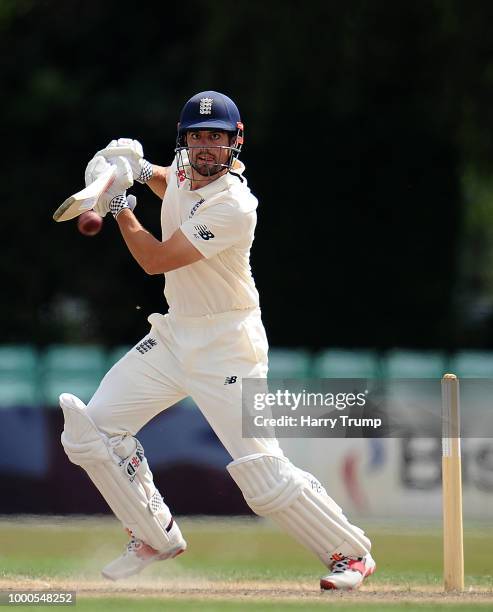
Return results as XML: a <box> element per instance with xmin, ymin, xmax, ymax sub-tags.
<box><xmin>96</xmin><ymin>138</ymin><xmax>153</xmax><ymax>184</ymax></box>
<box><xmin>84</xmin><ymin>155</ymin><xmax>113</xmax><ymax>187</ymax></box>
<box><xmin>85</xmin><ymin>155</ymin><xmax>133</xmax><ymax>217</ymax></box>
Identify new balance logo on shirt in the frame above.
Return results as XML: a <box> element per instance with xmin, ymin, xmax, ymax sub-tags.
<box><xmin>194</xmin><ymin>224</ymin><xmax>215</xmax><ymax>240</ymax></box>
<box><xmin>224</xmin><ymin>376</ymin><xmax>238</xmax><ymax>385</ymax></box>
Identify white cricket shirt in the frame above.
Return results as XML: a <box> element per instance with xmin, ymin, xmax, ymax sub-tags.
<box><xmin>160</xmin><ymin>157</ymin><xmax>260</xmax><ymax>316</ymax></box>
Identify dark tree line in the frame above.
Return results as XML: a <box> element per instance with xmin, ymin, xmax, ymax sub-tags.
<box><xmin>2</xmin><ymin>0</ymin><xmax>493</xmax><ymax>349</ymax></box>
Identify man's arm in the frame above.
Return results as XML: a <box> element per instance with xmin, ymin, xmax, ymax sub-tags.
<box><xmin>146</xmin><ymin>165</ymin><xmax>169</xmax><ymax>200</ymax></box>
<box><xmin>115</xmin><ymin>208</ymin><xmax>203</xmax><ymax>274</ymax></box>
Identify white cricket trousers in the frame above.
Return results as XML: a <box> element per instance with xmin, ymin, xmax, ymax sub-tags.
<box><xmin>87</xmin><ymin>307</ymin><xmax>283</xmax><ymax>460</ymax></box>
<box><xmin>85</xmin><ymin>307</ymin><xmax>372</xmax><ymax>564</ymax></box>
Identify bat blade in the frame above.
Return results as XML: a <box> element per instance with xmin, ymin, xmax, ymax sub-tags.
<box><xmin>53</xmin><ymin>166</ymin><xmax>116</xmax><ymax>222</ymax></box>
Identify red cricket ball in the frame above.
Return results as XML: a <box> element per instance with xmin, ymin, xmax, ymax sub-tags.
<box><xmin>77</xmin><ymin>210</ymin><xmax>103</xmax><ymax>236</ymax></box>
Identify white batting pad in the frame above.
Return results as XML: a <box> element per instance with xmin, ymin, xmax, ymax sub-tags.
<box><xmin>60</xmin><ymin>393</ymin><xmax>185</xmax><ymax>553</ymax></box>
<box><xmin>227</xmin><ymin>453</ymin><xmax>370</xmax><ymax>565</ymax></box>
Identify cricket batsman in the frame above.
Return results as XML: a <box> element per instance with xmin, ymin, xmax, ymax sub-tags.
<box><xmin>59</xmin><ymin>91</ymin><xmax>375</xmax><ymax>590</ymax></box>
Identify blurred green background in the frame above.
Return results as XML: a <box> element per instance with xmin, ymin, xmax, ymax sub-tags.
<box><xmin>3</xmin><ymin>0</ymin><xmax>493</xmax><ymax>350</ymax></box>
<box><xmin>2</xmin><ymin>8</ymin><xmax>493</xmax><ymax>607</ymax></box>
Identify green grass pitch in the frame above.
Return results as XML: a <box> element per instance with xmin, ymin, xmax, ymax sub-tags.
<box><xmin>0</xmin><ymin>516</ymin><xmax>491</xmax><ymax>611</ymax></box>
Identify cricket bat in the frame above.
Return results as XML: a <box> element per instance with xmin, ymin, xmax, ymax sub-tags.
<box><xmin>53</xmin><ymin>165</ymin><xmax>116</xmax><ymax>222</ymax></box>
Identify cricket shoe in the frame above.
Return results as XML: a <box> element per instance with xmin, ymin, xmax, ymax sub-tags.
<box><xmin>320</xmin><ymin>552</ymin><xmax>376</xmax><ymax>590</ymax></box>
<box><xmin>102</xmin><ymin>525</ymin><xmax>186</xmax><ymax>580</ymax></box>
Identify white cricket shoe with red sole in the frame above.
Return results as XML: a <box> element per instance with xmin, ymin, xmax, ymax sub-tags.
<box><xmin>320</xmin><ymin>553</ymin><xmax>376</xmax><ymax>590</ymax></box>
<box><xmin>102</xmin><ymin>528</ymin><xmax>186</xmax><ymax>581</ymax></box>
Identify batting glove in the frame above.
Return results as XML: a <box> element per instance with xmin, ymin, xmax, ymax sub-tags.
<box><xmin>85</xmin><ymin>156</ymin><xmax>133</xmax><ymax>218</ymax></box>
<box><xmin>96</xmin><ymin>138</ymin><xmax>153</xmax><ymax>184</ymax></box>
<box><xmin>109</xmin><ymin>194</ymin><xmax>137</xmax><ymax>219</ymax></box>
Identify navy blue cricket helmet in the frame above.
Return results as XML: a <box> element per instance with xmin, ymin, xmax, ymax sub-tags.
<box><xmin>177</xmin><ymin>90</ymin><xmax>242</xmax><ymax>135</ymax></box>
<box><xmin>175</xmin><ymin>90</ymin><xmax>244</xmax><ymax>182</ymax></box>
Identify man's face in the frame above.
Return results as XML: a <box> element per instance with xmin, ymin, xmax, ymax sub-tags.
<box><xmin>186</xmin><ymin>130</ymin><xmax>232</xmax><ymax>177</ymax></box>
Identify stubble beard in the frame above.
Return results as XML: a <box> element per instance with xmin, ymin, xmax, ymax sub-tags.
<box><xmin>191</xmin><ymin>161</ymin><xmax>223</xmax><ymax>177</ymax></box>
